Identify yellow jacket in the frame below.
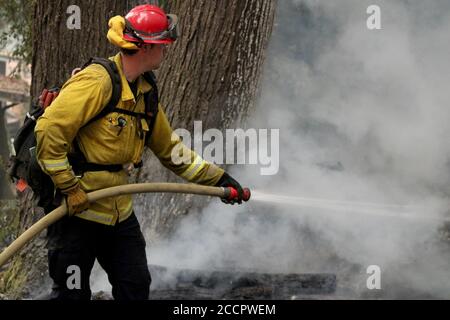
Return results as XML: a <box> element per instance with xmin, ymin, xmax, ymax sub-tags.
<box><xmin>35</xmin><ymin>53</ymin><xmax>224</xmax><ymax>225</ymax></box>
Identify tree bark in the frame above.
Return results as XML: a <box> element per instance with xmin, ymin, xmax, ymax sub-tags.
<box><xmin>0</xmin><ymin>0</ymin><xmax>276</xmax><ymax>298</ymax></box>
<box><xmin>136</xmin><ymin>0</ymin><xmax>276</xmax><ymax>242</ymax></box>
<box><xmin>30</xmin><ymin>0</ymin><xmax>130</xmax><ymax>99</ymax></box>
<box><xmin>0</xmin><ymin>106</ymin><xmax>14</xmax><ymax>199</ymax></box>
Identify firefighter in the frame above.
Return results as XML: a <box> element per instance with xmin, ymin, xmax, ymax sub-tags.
<box><xmin>35</xmin><ymin>4</ymin><xmax>244</xmax><ymax>300</ymax></box>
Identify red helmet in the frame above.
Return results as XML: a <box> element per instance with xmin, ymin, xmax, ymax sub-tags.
<box><xmin>123</xmin><ymin>4</ymin><xmax>178</xmax><ymax>45</ymax></box>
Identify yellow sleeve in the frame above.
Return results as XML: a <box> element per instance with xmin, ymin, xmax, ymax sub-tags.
<box><xmin>35</xmin><ymin>65</ymin><xmax>112</xmax><ymax>192</ymax></box>
<box><xmin>147</xmin><ymin>104</ymin><xmax>225</xmax><ymax>186</ymax></box>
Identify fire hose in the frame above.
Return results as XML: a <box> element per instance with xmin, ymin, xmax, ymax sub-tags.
<box><xmin>0</xmin><ymin>183</ymin><xmax>251</xmax><ymax>268</ymax></box>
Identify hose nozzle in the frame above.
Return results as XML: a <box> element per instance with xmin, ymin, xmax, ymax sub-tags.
<box><xmin>223</xmin><ymin>187</ymin><xmax>251</xmax><ymax>202</ymax></box>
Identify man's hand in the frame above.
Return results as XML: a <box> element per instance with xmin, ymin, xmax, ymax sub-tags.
<box><xmin>63</xmin><ymin>183</ymin><xmax>89</xmax><ymax>216</ymax></box>
<box><xmin>215</xmin><ymin>172</ymin><xmax>244</xmax><ymax>205</ymax></box>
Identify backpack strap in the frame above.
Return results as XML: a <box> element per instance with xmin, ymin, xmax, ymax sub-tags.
<box><xmin>70</xmin><ymin>59</ymin><xmax>160</xmax><ymax>173</ymax></box>
<box><xmin>82</xmin><ymin>57</ymin><xmax>123</xmax><ymax>127</ymax></box>
<box><xmin>142</xmin><ymin>71</ymin><xmax>159</xmax><ymax>142</ymax></box>
<box><xmin>112</xmin><ymin>107</ymin><xmax>152</xmax><ymax>120</ymax></box>
<box><xmin>80</xmin><ymin>58</ymin><xmax>158</xmax><ymax>136</ymax></box>
<box><xmin>69</xmin><ymin>57</ymin><xmax>123</xmax><ymax>174</ymax></box>
<box><xmin>131</xmin><ymin>72</ymin><xmax>160</xmax><ymax>169</ymax></box>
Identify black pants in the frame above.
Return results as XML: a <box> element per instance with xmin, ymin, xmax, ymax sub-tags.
<box><xmin>46</xmin><ymin>212</ymin><xmax>151</xmax><ymax>300</ymax></box>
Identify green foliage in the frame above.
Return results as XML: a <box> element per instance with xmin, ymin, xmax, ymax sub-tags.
<box><xmin>0</xmin><ymin>200</ymin><xmax>19</xmax><ymax>267</ymax></box>
<box><xmin>0</xmin><ymin>254</ymin><xmax>27</xmax><ymax>299</ymax></box>
<box><xmin>0</xmin><ymin>0</ymin><xmax>34</xmax><ymax>72</ymax></box>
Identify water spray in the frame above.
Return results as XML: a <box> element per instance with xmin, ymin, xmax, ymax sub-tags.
<box><xmin>250</xmin><ymin>190</ymin><xmax>449</xmax><ymax>223</ymax></box>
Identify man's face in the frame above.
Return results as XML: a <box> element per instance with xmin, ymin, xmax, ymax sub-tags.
<box><xmin>140</xmin><ymin>43</ymin><xmax>168</xmax><ymax>71</ymax></box>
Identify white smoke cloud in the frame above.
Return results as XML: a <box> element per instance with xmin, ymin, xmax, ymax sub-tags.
<box><xmin>93</xmin><ymin>0</ymin><xmax>450</xmax><ymax>298</ymax></box>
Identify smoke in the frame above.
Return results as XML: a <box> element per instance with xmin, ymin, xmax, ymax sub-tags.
<box><xmin>93</xmin><ymin>0</ymin><xmax>450</xmax><ymax>298</ymax></box>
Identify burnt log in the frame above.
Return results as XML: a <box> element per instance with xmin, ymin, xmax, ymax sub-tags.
<box><xmin>148</xmin><ymin>264</ymin><xmax>336</xmax><ymax>300</ymax></box>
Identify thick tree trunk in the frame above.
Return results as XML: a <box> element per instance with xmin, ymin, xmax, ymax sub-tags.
<box><xmin>0</xmin><ymin>0</ymin><xmax>276</xmax><ymax>298</ymax></box>
<box><xmin>136</xmin><ymin>0</ymin><xmax>276</xmax><ymax>242</ymax></box>
<box><xmin>0</xmin><ymin>106</ymin><xmax>14</xmax><ymax>199</ymax></box>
